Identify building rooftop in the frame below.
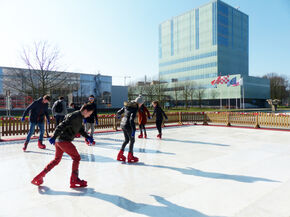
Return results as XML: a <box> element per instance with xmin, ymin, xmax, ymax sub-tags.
<box><xmin>1</xmin><ymin>125</ymin><xmax>289</xmax><ymax>217</ymax></box>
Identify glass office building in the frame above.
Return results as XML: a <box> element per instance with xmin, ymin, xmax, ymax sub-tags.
<box><xmin>159</xmin><ymin>0</ymin><xmax>270</xmax><ymax>107</ymax></box>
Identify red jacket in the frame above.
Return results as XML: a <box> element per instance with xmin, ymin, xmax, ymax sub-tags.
<box><xmin>138</xmin><ymin>105</ymin><xmax>150</xmax><ymax>125</ymax></box>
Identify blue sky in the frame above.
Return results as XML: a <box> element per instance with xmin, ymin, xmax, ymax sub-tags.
<box><xmin>0</xmin><ymin>0</ymin><xmax>289</xmax><ymax>85</ymax></box>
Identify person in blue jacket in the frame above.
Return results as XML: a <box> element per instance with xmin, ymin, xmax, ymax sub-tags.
<box><xmin>21</xmin><ymin>95</ymin><xmax>51</xmax><ymax>151</ymax></box>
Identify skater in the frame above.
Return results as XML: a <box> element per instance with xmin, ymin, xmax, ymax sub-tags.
<box><xmin>116</xmin><ymin>97</ymin><xmax>143</xmax><ymax>163</ymax></box>
<box><xmin>31</xmin><ymin>103</ymin><xmax>95</xmax><ymax>188</ymax></box>
<box><xmin>52</xmin><ymin>96</ymin><xmax>68</xmax><ymax>126</ymax></box>
<box><xmin>135</xmin><ymin>95</ymin><xmax>151</xmax><ymax>139</ymax></box>
<box><xmin>70</xmin><ymin>102</ymin><xmax>81</xmax><ymax>111</ymax></box>
<box><xmin>84</xmin><ymin>95</ymin><xmax>98</xmax><ymax>145</ymax></box>
<box><xmin>21</xmin><ymin>95</ymin><xmax>51</xmax><ymax>151</ymax></box>
<box><xmin>152</xmin><ymin>100</ymin><xmax>168</xmax><ymax>139</ymax></box>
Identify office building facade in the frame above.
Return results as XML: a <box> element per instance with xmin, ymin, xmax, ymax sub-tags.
<box><xmin>159</xmin><ymin>0</ymin><xmax>270</xmax><ymax>107</ymax></box>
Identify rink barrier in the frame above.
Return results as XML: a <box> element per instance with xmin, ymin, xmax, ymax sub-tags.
<box><xmin>0</xmin><ymin>112</ymin><xmax>289</xmax><ymax>138</ymax></box>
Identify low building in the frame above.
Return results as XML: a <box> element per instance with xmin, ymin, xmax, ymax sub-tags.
<box><xmin>0</xmin><ymin>66</ymin><xmax>127</xmax><ymax>109</ymax></box>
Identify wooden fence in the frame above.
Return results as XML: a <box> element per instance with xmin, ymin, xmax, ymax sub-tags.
<box><xmin>1</xmin><ymin>112</ymin><xmax>289</xmax><ymax>138</ymax></box>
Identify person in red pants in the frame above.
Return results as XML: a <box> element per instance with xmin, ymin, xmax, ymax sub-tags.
<box><xmin>31</xmin><ymin>103</ymin><xmax>95</xmax><ymax>188</ymax></box>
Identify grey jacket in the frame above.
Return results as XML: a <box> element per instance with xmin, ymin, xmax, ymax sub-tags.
<box><xmin>52</xmin><ymin>100</ymin><xmax>68</xmax><ymax>116</ymax></box>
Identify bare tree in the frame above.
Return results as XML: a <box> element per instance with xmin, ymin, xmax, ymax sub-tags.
<box><xmin>262</xmin><ymin>73</ymin><xmax>289</xmax><ymax>104</ymax></box>
<box><xmin>143</xmin><ymin>84</ymin><xmax>155</xmax><ymax>105</ymax></box>
<box><xmin>195</xmin><ymin>86</ymin><xmax>206</xmax><ymax>108</ymax></box>
<box><xmin>128</xmin><ymin>84</ymin><xmax>137</xmax><ymax>101</ymax></box>
<box><xmin>189</xmin><ymin>82</ymin><xmax>196</xmax><ymax>107</ymax></box>
<box><xmin>210</xmin><ymin>88</ymin><xmax>219</xmax><ymax>100</ymax></box>
<box><xmin>4</xmin><ymin>41</ymin><xmax>69</xmax><ymax>99</ymax></box>
<box><xmin>172</xmin><ymin>82</ymin><xmax>180</xmax><ymax>107</ymax></box>
<box><xmin>182</xmin><ymin>81</ymin><xmax>192</xmax><ymax>109</ymax></box>
<box><xmin>153</xmin><ymin>81</ymin><xmax>168</xmax><ymax>107</ymax></box>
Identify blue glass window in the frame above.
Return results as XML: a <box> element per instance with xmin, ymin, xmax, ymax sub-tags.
<box><xmin>218</xmin><ymin>2</ymin><xmax>228</xmax><ymax>16</ymax></box>
<box><xmin>195</xmin><ymin>9</ymin><xmax>199</xmax><ymax>50</ymax></box>
<box><xmin>159</xmin><ymin>62</ymin><xmax>217</xmax><ymax>75</ymax></box>
<box><xmin>212</xmin><ymin>2</ymin><xmax>217</xmax><ymax>45</ymax></box>
<box><xmin>159</xmin><ymin>25</ymin><xmax>162</xmax><ymax>58</ymax></box>
<box><xmin>159</xmin><ymin>51</ymin><xmax>217</xmax><ymax>67</ymax></box>
<box><xmin>171</xmin><ymin>20</ymin><xmax>174</xmax><ymax>56</ymax></box>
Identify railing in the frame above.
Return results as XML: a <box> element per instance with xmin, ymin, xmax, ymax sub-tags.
<box><xmin>0</xmin><ymin>112</ymin><xmax>289</xmax><ymax>139</ymax></box>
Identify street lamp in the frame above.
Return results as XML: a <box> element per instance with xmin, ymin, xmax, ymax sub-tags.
<box><xmin>124</xmin><ymin>76</ymin><xmax>131</xmax><ymax>86</ymax></box>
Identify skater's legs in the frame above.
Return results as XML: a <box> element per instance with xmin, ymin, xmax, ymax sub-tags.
<box><xmin>58</xmin><ymin>141</ymin><xmax>81</xmax><ymax>173</ymax></box>
<box><xmin>128</xmin><ymin>129</ymin><xmax>135</xmax><ymax>153</ymax></box>
<box><xmin>55</xmin><ymin>115</ymin><xmax>64</xmax><ymax>126</ymax></box>
<box><xmin>139</xmin><ymin>124</ymin><xmax>143</xmax><ymax>134</ymax></box>
<box><xmin>25</xmin><ymin>122</ymin><xmax>36</xmax><ymax>143</ymax></box>
<box><xmin>89</xmin><ymin>123</ymin><xmax>94</xmax><ymax>138</ymax></box>
<box><xmin>121</xmin><ymin>129</ymin><xmax>130</xmax><ymax>151</ymax></box>
<box><xmin>38</xmin><ymin>122</ymin><xmax>45</xmax><ymax>142</ymax></box>
<box><xmin>85</xmin><ymin>123</ymin><xmax>90</xmax><ymax>133</ymax></box>
<box><xmin>156</xmin><ymin>120</ymin><xmax>162</xmax><ymax>135</ymax></box>
<box><xmin>42</xmin><ymin>143</ymin><xmax>64</xmax><ymax>174</ymax></box>
<box><xmin>143</xmin><ymin>124</ymin><xmax>147</xmax><ymax>136</ymax></box>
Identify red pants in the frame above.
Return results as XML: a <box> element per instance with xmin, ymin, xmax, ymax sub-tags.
<box><xmin>43</xmin><ymin>141</ymin><xmax>81</xmax><ymax>175</ymax></box>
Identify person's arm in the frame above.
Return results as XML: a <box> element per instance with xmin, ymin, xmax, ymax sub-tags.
<box><xmin>145</xmin><ymin>106</ymin><xmax>151</xmax><ymax>118</ymax></box>
<box><xmin>152</xmin><ymin>107</ymin><xmax>156</xmax><ymax>118</ymax></box>
<box><xmin>79</xmin><ymin>125</ymin><xmax>90</xmax><ymax>139</ymax></box>
<box><xmin>63</xmin><ymin>101</ymin><xmax>68</xmax><ymax>115</ymax></box>
<box><xmin>44</xmin><ymin>105</ymin><xmax>50</xmax><ymax>122</ymax></box>
<box><xmin>51</xmin><ymin>101</ymin><xmax>56</xmax><ymax>116</ymax></box>
<box><xmin>129</xmin><ymin>110</ymin><xmax>137</xmax><ymax>131</ymax></box>
<box><xmin>116</xmin><ymin>107</ymin><xmax>125</xmax><ymax>116</ymax></box>
<box><xmin>94</xmin><ymin>104</ymin><xmax>98</xmax><ymax>122</ymax></box>
<box><xmin>22</xmin><ymin>101</ymin><xmax>36</xmax><ymax>118</ymax></box>
<box><xmin>161</xmin><ymin>108</ymin><xmax>168</xmax><ymax>120</ymax></box>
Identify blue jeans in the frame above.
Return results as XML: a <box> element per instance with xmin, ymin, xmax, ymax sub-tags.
<box><xmin>26</xmin><ymin>122</ymin><xmax>45</xmax><ymax>143</ymax></box>
<box><xmin>55</xmin><ymin>115</ymin><xmax>65</xmax><ymax>126</ymax></box>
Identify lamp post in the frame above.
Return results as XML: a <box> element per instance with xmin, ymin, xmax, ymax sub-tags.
<box><xmin>124</xmin><ymin>76</ymin><xmax>131</xmax><ymax>86</ymax></box>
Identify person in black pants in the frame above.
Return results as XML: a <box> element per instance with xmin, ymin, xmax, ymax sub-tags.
<box><xmin>116</xmin><ymin>98</ymin><xmax>143</xmax><ymax>163</ymax></box>
<box><xmin>152</xmin><ymin>100</ymin><xmax>168</xmax><ymax>139</ymax></box>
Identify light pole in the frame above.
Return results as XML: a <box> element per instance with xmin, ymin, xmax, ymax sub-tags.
<box><xmin>124</xmin><ymin>76</ymin><xmax>131</xmax><ymax>86</ymax></box>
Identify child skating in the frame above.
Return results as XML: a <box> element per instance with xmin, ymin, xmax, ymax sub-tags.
<box><xmin>152</xmin><ymin>100</ymin><xmax>168</xmax><ymax>139</ymax></box>
<box><xmin>31</xmin><ymin>103</ymin><xmax>95</xmax><ymax>188</ymax></box>
<box><xmin>136</xmin><ymin>95</ymin><xmax>151</xmax><ymax>139</ymax></box>
<box><xmin>116</xmin><ymin>97</ymin><xmax>143</xmax><ymax>163</ymax></box>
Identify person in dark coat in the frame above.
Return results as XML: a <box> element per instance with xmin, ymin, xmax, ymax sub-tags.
<box><xmin>84</xmin><ymin>95</ymin><xmax>98</xmax><ymax>145</ymax></box>
<box><xmin>116</xmin><ymin>98</ymin><xmax>143</xmax><ymax>163</ymax></box>
<box><xmin>31</xmin><ymin>103</ymin><xmax>95</xmax><ymax>188</ymax></box>
<box><xmin>70</xmin><ymin>102</ymin><xmax>81</xmax><ymax>111</ymax></box>
<box><xmin>135</xmin><ymin>95</ymin><xmax>151</xmax><ymax>139</ymax></box>
<box><xmin>152</xmin><ymin>100</ymin><xmax>168</xmax><ymax>139</ymax></box>
<box><xmin>21</xmin><ymin>95</ymin><xmax>51</xmax><ymax>151</ymax></box>
<box><xmin>70</xmin><ymin>102</ymin><xmax>82</xmax><ymax>137</ymax></box>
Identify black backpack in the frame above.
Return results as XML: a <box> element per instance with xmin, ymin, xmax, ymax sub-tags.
<box><xmin>55</xmin><ymin>100</ymin><xmax>63</xmax><ymax>113</ymax></box>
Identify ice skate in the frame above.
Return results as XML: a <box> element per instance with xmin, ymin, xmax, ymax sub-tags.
<box><xmin>38</xmin><ymin>140</ymin><xmax>46</xmax><ymax>149</ymax></box>
<box><xmin>23</xmin><ymin>142</ymin><xmax>28</xmax><ymax>151</ymax></box>
<box><xmin>117</xmin><ymin>150</ymin><xmax>126</xmax><ymax>162</ymax></box>
<box><xmin>127</xmin><ymin>152</ymin><xmax>139</xmax><ymax>163</ymax></box>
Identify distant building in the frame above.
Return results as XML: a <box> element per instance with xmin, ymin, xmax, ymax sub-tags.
<box><xmin>158</xmin><ymin>0</ymin><xmax>270</xmax><ymax>107</ymax></box>
<box><xmin>0</xmin><ymin>66</ymin><xmax>127</xmax><ymax>109</ymax></box>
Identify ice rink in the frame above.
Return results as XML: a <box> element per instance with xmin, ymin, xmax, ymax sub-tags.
<box><xmin>0</xmin><ymin>125</ymin><xmax>290</xmax><ymax>217</ymax></box>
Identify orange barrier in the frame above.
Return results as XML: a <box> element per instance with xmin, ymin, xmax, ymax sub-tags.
<box><xmin>0</xmin><ymin>112</ymin><xmax>289</xmax><ymax>138</ymax></box>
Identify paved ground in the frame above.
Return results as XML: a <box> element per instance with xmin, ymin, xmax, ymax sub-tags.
<box><xmin>0</xmin><ymin>125</ymin><xmax>290</xmax><ymax>217</ymax></box>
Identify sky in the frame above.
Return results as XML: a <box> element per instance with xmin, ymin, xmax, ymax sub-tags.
<box><xmin>0</xmin><ymin>0</ymin><xmax>289</xmax><ymax>85</ymax></box>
